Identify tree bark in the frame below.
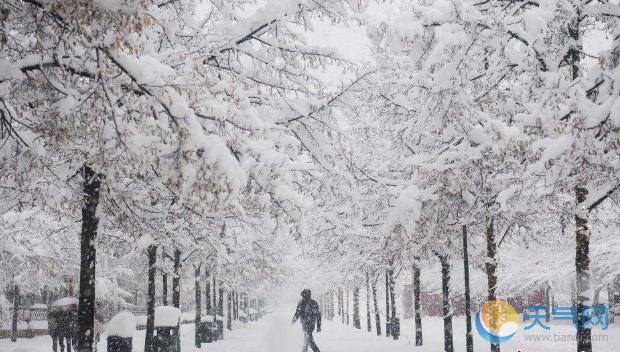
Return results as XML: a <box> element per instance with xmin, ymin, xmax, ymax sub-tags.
<box><xmin>145</xmin><ymin>245</ymin><xmax>157</xmax><ymax>352</ymax></box>
<box><xmin>388</xmin><ymin>267</ymin><xmax>397</xmax><ymax>340</ymax></box>
<box><xmin>485</xmin><ymin>216</ymin><xmax>500</xmax><ymax>352</ymax></box>
<box><xmin>339</xmin><ymin>288</ymin><xmax>344</xmax><ymax>324</ymax></box>
<box><xmin>162</xmin><ymin>273</ymin><xmax>168</xmax><ymax>305</ymax></box>
<box><xmin>546</xmin><ymin>282</ymin><xmax>553</xmax><ymax>323</ymax></box>
<box><xmin>77</xmin><ymin>165</ymin><xmax>101</xmax><ymax>352</ymax></box>
<box><xmin>243</xmin><ymin>292</ymin><xmax>249</xmax><ymax>319</ymax></box>
<box><xmin>205</xmin><ymin>270</ymin><xmax>211</xmax><ymax>315</ymax></box>
<box><xmin>227</xmin><ymin>291</ymin><xmax>232</xmax><ymax>330</ymax></box>
<box><xmin>212</xmin><ymin>274</ymin><xmax>217</xmax><ymax>322</ymax></box>
<box><xmin>372</xmin><ymin>277</ymin><xmax>381</xmax><ymax>336</ymax></box>
<box><xmin>462</xmin><ymin>225</ymin><xmax>473</xmax><ymax>352</ymax></box>
<box><xmin>366</xmin><ymin>273</ymin><xmax>372</xmax><ymax>332</ymax></box>
<box><xmin>353</xmin><ymin>287</ymin><xmax>361</xmax><ymax>329</ymax></box>
<box><xmin>439</xmin><ymin>254</ymin><xmax>454</xmax><ymax>352</ymax></box>
<box><xmin>218</xmin><ymin>283</ymin><xmax>225</xmax><ymax>317</ymax></box>
<box><xmin>162</xmin><ymin>248</ymin><xmax>168</xmax><ymax>306</ymax></box>
<box><xmin>413</xmin><ymin>258</ymin><xmax>423</xmax><ymax>346</ymax></box>
<box><xmin>172</xmin><ymin>249</ymin><xmax>181</xmax><ymax>308</ymax></box>
<box><xmin>575</xmin><ymin>186</ymin><xmax>592</xmax><ymax>352</ymax></box>
<box><xmin>385</xmin><ymin>270</ymin><xmax>391</xmax><ymax>337</ymax></box>
<box><xmin>331</xmin><ymin>290</ymin><xmax>336</xmax><ymax>320</ymax></box>
<box><xmin>235</xmin><ymin>291</ymin><xmax>239</xmax><ymax>320</ymax></box>
<box><xmin>10</xmin><ymin>284</ymin><xmax>19</xmax><ymax>342</ymax></box>
<box><xmin>231</xmin><ymin>291</ymin><xmax>235</xmax><ymax>320</ymax></box>
<box><xmin>194</xmin><ymin>265</ymin><xmax>202</xmax><ymax>348</ymax></box>
<box><xmin>345</xmin><ymin>289</ymin><xmax>350</xmax><ymax>325</ymax></box>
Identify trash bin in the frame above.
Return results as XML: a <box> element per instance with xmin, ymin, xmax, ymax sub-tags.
<box><xmin>106</xmin><ymin>312</ymin><xmax>136</xmax><ymax>352</ymax></box>
<box><xmin>198</xmin><ymin>321</ymin><xmax>216</xmax><ymax>343</ymax></box>
<box><xmin>108</xmin><ymin>336</ymin><xmax>132</xmax><ymax>352</ymax></box>
<box><xmin>154</xmin><ymin>306</ymin><xmax>181</xmax><ymax>352</ymax></box>
<box><xmin>391</xmin><ymin>317</ymin><xmax>400</xmax><ymax>340</ymax></box>
<box><xmin>155</xmin><ymin>327</ymin><xmax>178</xmax><ymax>352</ymax></box>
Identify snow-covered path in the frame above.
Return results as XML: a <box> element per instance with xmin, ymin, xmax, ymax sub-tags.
<box><xmin>2</xmin><ymin>313</ymin><xmax>619</xmax><ymax>352</ymax></box>
<box><xmin>203</xmin><ymin>312</ymin><xmax>413</xmax><ymax>352</ymax></box>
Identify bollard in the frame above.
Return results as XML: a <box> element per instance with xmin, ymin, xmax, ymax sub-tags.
<box><xmin>216</xmin><ymin>319</ymin><xmax>224</xmax><ymax>340</ymax></box>
<box><xmin>107</xmin><ymin>336</ymin><xmax>132</xmax><ymax>352</ymax></box>
<box><xmin>391</xmin><ymin>317</ymin><xmax>400</xmax><ymax>340</ymax></box>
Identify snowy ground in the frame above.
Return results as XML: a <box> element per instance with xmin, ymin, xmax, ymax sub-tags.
<box><xmin>1</xmin><ymin>312</ymin><xmax>618</xmax><ymax>352</ymax></box>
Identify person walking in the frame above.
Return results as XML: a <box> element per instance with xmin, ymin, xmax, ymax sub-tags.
<box><xmin>292</xmin><ymin>289</ymin><xmax>322</xmax><ymax>352</ymax></box>
<box><xmin>48</xmin><ymin>310</ymin><xmax>64</xmax><ymax>352</ymax></box>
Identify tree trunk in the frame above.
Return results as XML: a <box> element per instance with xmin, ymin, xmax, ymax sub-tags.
<box><xmin>372</xmin><ymin>277</ymin><xmax>381</xmax><ymax>336</ymax></box>
<box><xmin>162</xmin><ymin>248</ymin><xmax>168</xmax><ymax>306</ymax></box>
<box><xmin>462</xmin><ymin>225</ymin><xmax>473</xmax><ymax>352</ymax></box>
<box><xmin>353</xmin><ymin>287</ymin><xmax>361</xmax><ymax>329</ymax></box>
<box><xmin>413</xmin><ymin>258</ymin><xmax>423</xmax><ymax>346</ymax></box>
<box><xmin>145</xmin><ymin>245</ymin><xmax>157</xmax><ymax>352</ymax></box>
<box><xmin>366</xmin><ymin>273</ymin><xmax>372</xmax><ymax>332</ymax></box>
<box><xmin>235</xmin><ymin>291</ymin><xmax>240</xmax><ymax>320</ymax></box>
<box><xmin>77</xmin><ymin>165</ymin><xmax>101</xmax><ymax>352</ymax></box>
<box><xmin>339</xmin><ymin>288</ymin><xmax>344</xmax><ymax>324</ymax></box>
<box><xmin>10</xmin><ymin>284</ymin><xmax>19</xmax><ymax>342</ymax></box>
<box><xmin>546</xmin><ymin>282</ymin><xmax>553</xmax><ymax>323</ymax></box>
<box><xmin>227</xmin><ymin>291</ymin><xmax>232</xmax><ymax>330</ymax></box>
<box><xmin>388</xmin><ymin>267</ymin><xmax>397</xmax><ymax>340</ymax></box>
<box><xmin>331</xmin><ymin>290</ymin><xmax>336</xmax><ymax>320</ymax></box>
<box><xmin>575</xmin><ymin>186</ymin><xmax>592</xmax><ymax>352</ymax></box>
<box><xmin>172</xmin><ymin>249</ymin><xmax>181</xmax><ymax>308</ymax></box>
<box><xmin>205</xmin><ymin>270</ymin><xmax>211</xmax><ymax>315</ymax></box>
<box><xmin>385</xmin><ymin>270</ymin><xmax>391</xmax><ymax>337</ymax></box>
<box><xmin>218</xmin><ymin>284</ymin><xmax>224</xmax><ymax>317</ymax></box>
<box><xmin>194</xmin><ymin>265</ymin><xmax>202</xmax><ymax>348</ymax></box>
<box><xmin>231</xmin><ymin>291</ymin><xmax>235</xmax><ymax>320</ymax></box>
<box><xmin>609</xmin><ymin>285</ymin><xmax>615</xmax><ymax>323</ymax></box>
<box><xmin>212</xmin><ymin>274</ymin><xmax>217</xmax><ymax>322</ymax></box>
<box><xmin>345</xmin><ymin>289</ymin><xmax>350</xmax><ymax>325</ymax></box>
<box><xmin>439</xmin><ymin>254</ymin><xmax>454</xmax><ymax>352</ymax></box>
<box><xmin>485</xmin><ymin>216</ymin><xmax>500</xmax><ymax>352</ymax></box>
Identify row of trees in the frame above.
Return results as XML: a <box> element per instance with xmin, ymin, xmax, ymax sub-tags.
<box><xmin>299</xmin><ymin>2</ymin><xmax>619</xmax><ymax>352</ymax></box>
<box><xmin>0</xmin><ymin>1</ymin><xmax>618</xmax><ymax>352</ymax></box>
<box><xmin>0</xmin><ymin>0</ymin><xmax>363</xmax><ymax>350</ymax></box>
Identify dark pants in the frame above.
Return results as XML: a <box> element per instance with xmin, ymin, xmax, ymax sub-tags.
<box><xmin>51</xmin><ymin>334</ymin><xmax>63</xmax><ymax>352</ymax></box>
<box><xmin>302</xmin><ymin>329</ymin><xmax>320</xmax><ymax>352</ymax></box>
<box><xmin>62</xmin><ymin>334</ymin><xmax>73</xmax><ymax>352</ymax></box>
<box><xmin>52</xmin><ymin>334</ymin><xmax>73</xmax><ymax>352</ymax></box>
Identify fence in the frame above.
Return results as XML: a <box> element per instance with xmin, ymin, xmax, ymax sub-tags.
<box><xmin>7</xmin><ymin>307</ymin><xmax>48</xmax><ymax>321</ymax></box>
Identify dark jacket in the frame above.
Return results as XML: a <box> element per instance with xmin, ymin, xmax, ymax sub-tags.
<box><xmin>293</xmin><ymin>298</ymin><xmax>321</xmax><ymax>331</ymax></box>
<box><xmin>47</xmin><ymin>311</ymin><xmax>59</xmax><ymax>336</ymax></box>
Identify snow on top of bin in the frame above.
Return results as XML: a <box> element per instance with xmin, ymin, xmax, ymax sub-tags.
<box><xmin>154</xmin><ymin>306</ymin><xmax>181</xmax><ymax>327</ymax></box>
<box><xmin>51</xmin><ymin>297</ymin><xmax>78</xmax><ymax>307</ymax></box>
<box><xmin>201</xmin><ymin>314</ymin><xmax>224</xmax><ymax>321</ymax></box>
<box><xmin>31</xmin><ymin>304</ymin><xmax>48</xmax><ymax>309</ymax></box>
<box><xmin>107</xmin><ymin>311</ymin><xmax>136</xmax><ymax>337</ymax></box>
